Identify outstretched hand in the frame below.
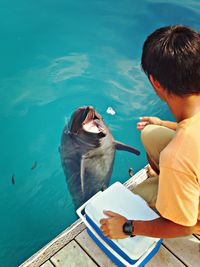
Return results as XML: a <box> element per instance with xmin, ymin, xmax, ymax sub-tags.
<box><xmin>99</xmin><ymin>210</ymin><xmax>128</xmax><ymax>239</ymax></box>
<box><xmin>137</xmin><ymin>116</ymin><xmax>162</xmax><ymax>130</ymax></box>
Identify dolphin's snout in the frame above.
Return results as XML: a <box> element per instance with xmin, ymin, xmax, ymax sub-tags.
<box><xmin>82</xmin><ymin>106</ymin><xmax>95</xmax><ymax>125</ymax></box>
<box><xmin>83</xmin><ymin>106</ymin><xmax>94</xmax><ymax>115</ymax></box>
<box><xmin>87</xmin><ymin>106</ymin><xmax>94</xmax><ymax>111</ymax></box>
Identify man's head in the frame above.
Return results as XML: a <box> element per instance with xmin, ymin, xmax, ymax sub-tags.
<box><xmin>141</xmin><ymin>25</ymin><xmax>200</xmax><ymax>97</ymax></box>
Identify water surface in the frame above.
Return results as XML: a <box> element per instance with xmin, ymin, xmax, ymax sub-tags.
<box><xmin>0</xmin><ymin>0</ymin><xmax>200</xmax><ymax>266</ymax></box>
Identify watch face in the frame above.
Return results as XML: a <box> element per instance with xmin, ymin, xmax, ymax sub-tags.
<box><xmin>123</xmin><ymin>220</ymin><xmax>133</xmax><ymax>235</ymax></box>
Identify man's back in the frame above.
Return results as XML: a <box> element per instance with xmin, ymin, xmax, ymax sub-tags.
<box><xmin>157</xmin><ymin>111</ymin><xmax>200</xmax><ymax>234</ymax></box>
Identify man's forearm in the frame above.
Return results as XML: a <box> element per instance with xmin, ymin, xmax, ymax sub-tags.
<box><xmin>133</xmin><ymin>217</ymin><xmax>195</xmax><ymax>238</ymax></box>
<box><xmin>161</xmin><ymin>120</ymin><xmax>178</xmax><ymax>131</ymax></box>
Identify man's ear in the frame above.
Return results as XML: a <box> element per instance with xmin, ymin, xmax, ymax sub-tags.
<box><xmin>149</xmin><ymin>74</ymin><xmax>167</xmax><ymax>101</ymax></box>
<box><xmin>149</xmin><ymin>74</ymin><xmax>161</xmax><ymax>90</ymax></box>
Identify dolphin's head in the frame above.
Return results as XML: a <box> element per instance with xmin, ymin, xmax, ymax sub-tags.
<box><xmin>68</xmin><ymin>106</ymin><xmax>107</xmax><ymax>137</ymax></box>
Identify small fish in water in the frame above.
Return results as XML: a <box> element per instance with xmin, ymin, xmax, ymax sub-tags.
<box><xmin>129</xmin><ymin>167</ymin><xmax>133</xmax><ymax>177</ymax></box>
<box><xmin>31</xmin><ymin>161</ymin><xmax>37</xmax><ymax>170</ymax></box>
<box><xmin>12</xmin><ymin>175</ymin><xmax>15</xmax><ymax>185</ymax></box>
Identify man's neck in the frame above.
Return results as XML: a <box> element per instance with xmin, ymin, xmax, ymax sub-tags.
<box><xmin>166</xmin><ymin>94</ymin><xmax>200</xmax><ymax>123</ymax></box>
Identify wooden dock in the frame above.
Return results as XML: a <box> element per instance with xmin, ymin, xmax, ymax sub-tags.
<box><xmin>20</xmin><ymin>168</ymin><xmax>200</xmax><ymax>267</ymax></box>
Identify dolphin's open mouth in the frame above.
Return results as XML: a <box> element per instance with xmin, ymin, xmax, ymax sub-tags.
<box><xmin>82</xmin><ymin>107</ymin><xmax>105</xmax><ymax>134</ymax></box>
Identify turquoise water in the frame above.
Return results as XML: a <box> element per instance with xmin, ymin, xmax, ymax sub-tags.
<box><xmin>1</xmin><ymin>0</ymin><xmax>200</xmax><ymax>266</ymax></box>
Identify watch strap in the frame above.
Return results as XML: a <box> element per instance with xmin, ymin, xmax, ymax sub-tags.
<box><xmin>123</xmin><ymin>220</ymin><xmax>135</xmax><ymax>236</ymax></box>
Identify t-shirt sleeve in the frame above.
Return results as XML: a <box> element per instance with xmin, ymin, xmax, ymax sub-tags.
<box><xmin>156</xmin><ymin>166</ymin><xmax>199</xmax><ymax>226</ymax></box>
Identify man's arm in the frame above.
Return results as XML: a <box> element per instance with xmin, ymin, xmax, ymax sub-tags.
<box><xmin>160</xmin><ymin>120</ymin><xmax>178</xmax><ymax>131</ymax></box>
<box><xmin>134</xmin><ymin>217</ymin><xmax>195</xmax><ymax>238</ymax></box>
<box><xmin>137</xmin><ymin>116</ymin><xmax>178</xmax><ymax>131</ymax></box>
<box><xmin>100</xmin><ymin>211</ymin><xmax>195</xmax><ymax>239</ymax></box>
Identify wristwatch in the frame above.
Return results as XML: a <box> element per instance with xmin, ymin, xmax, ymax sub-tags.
<box><xmin>123</xmin><ymin>220</ymin><xmax>135</xmax><ymax>237</ymax></box>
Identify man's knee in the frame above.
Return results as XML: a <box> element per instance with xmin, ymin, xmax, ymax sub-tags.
<box><xmin>140</xmin><ymin>124</ymin><xmax>158</xmax><ymax>152</ymax></box>
<box><xmin>131</xmin><ymin>176</ymin><xmax>159</xmax><ymax>208</ymax></box>
<box><xmin>140</xmin><ymin>124</ymin><xmax>174</xmax><ymax>155</ymax></box>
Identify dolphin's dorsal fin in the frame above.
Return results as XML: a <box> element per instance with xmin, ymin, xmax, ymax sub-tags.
<box><xmin>115</xmin><ymin>141</ymin><xmax>140</xmax><ymax>155</ymax></box>
<box><xmin>80</xmin><ymin>156</ymin><xmax>86</xmax><ymax>193</ymax></box>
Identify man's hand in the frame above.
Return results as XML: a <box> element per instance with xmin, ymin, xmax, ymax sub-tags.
<box><xmin>137</xmin><ymin>116</ymin><xmax>162</xmax><ymax>130</ymax></box>
<box><xmin>99</xmin><ymin>210</ymin><xmax>128</xmax><ymax>239</ymax></box>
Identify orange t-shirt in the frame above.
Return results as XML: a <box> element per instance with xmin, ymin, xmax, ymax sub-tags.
<box><xmin>156</xmin><ymin>111</ymin><xmax>200</xmax><ymax>234</ymax></box>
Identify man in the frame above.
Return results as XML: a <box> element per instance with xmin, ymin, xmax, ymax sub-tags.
<box><xmin>100</xmin><ymin>25</ymin><xmax>200</xmax><ymax>238</ymax></box>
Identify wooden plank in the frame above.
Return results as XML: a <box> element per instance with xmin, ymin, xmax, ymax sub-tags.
<box><xmin>51</xmin><ymin>240</ymin><xmax>97</xmax><ymax>267</ymax></box>
<box><xmin>146</xmin><ymin>245</ymin><xmax>185</xmax><ymax>267</ymax></box>
<box><xmin>76</xmin><ymin>230</ymin><xmax>187</xmax><ymax>267</ymax></box>
<box><xmin>19</xmin><ymin>219</ymin><xmax>86</xmax><ymax>267</ymax></box>
<box><xmin>163</xmin><ymin>235</ymin><xmax>200</xmax><ymax>267</ymax></box>
<box><xmin>75</xmin><ymin>229</ymin><xmax>117</xmax><ymax>267</ymax></box>
<box><xmin>40</xmin><ymin>261</ymin><xmax>54</xmax><ymax>267</ymax></box>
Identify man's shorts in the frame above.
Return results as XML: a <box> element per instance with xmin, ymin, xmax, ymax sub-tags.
<box><xmin>132</xmin><ymin>124</ymin><xmax>175</xmax><ymax>208</ymax></box>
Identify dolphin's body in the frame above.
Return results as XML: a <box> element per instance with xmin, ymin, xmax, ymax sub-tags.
<box><xmin>60</xmin><ymin>106</ymin><xmax>140</xmax><ymax>210</ymax></box>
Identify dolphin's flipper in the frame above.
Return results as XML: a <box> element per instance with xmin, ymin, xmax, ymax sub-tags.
<box><xmin>115</xmin><ymin>141</ymin><xmax>140</xmax><ymax>155</ymax></box>
<box><xmin>80</xmin><ymin>156</ymin><xmax>86</xmax><ymax>193</ymax></box>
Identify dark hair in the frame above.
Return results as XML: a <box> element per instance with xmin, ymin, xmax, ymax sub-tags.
<box><xmin>141</xmin><ymin>25</ymin><xmax>200</xmax><ymax>96</ymax></box>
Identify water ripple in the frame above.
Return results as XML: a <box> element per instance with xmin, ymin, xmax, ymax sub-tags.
<box><xmin>0</xmin><ymin>53</ymin><xmax>89</xmax><ymax>116</ymax></box>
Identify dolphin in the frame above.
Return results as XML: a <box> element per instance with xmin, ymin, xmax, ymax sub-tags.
<box><xmin>59</xmin><ymin>106</ymin><xmax>140</xmax><ymax>210</ymax></box>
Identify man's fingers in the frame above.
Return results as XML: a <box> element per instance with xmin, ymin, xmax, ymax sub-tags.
<box><xmin>137</xmin><ymin>121</ymin><xmax>148</xmax><ymax>126</ymax></box>
<box><xmin>99</xmin><ymin>219</ymin><xmax>107</xmax><ymax>225</ymax></box>
<box><xmin>103</xmin><ymin>230</ymin><xmax>110</xmax><ymax>236</ymax></box>
<box><xmin>139</xmin><ymin>116</ymin><xmax>150</xmax><ymax>121</ymax></box>
<box><xmin>137</xmin><ymin>121</ymin><xmax>149</xmax><ymax>130</ymax></box>
<box><xmin>137</xmin><ymin>125</ymin><xmax>144</xmax><ymax>130</ymax></box>
<box><xmin>103</xmin><ymin>210</ymin><xmax>119</xmax><ymax>217</ymax></box>
<box><xmin>100</xmin><ymin>225</ymin><xmax>110</xmax><ymax>236</ymax></box>
<box><xmin>100</xmin><ymin>225</ymin><xmax>107</xmax><ymax>231</ymax></box>
<box><xmin>104</xmin><ymin>234</ymin><xmax>111</xmax><ymax>239</ymax></box>
<box><xmin>102</xmin><ymin>229</ymin><xmax>112</xmax><ymax>239</ymax></box>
